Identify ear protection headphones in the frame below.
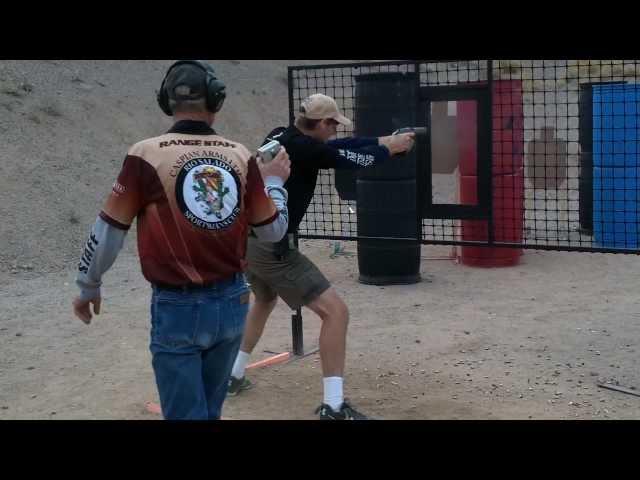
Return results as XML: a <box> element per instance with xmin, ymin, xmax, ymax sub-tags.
<box><xmin>157</xmin><ymin>60</ymin><xmax>227</xmax><ymax>116</ymax></box>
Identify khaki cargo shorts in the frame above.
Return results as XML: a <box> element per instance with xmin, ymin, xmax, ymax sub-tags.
<box><xmin>245</xmin><ymin>235</ymin><xmax>331</xmax><ymax>310</ymax></box>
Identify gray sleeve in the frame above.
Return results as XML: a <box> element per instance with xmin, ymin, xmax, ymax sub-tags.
<box><xmin>76</xmin><ymin>216</ymin><xmax>128</xmax><ymax>302</ymax></box>
<box><xmin>252</xmin><ymin>176</ymin><xmax>289</xmax><ymax>242</ymax></box>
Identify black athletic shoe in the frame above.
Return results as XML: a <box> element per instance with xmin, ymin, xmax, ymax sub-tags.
<box><xmin>315</xmin><ymin>401</ymin><xmax>369</xmax><ymax>420</ymax></box>
<box><xmin>227</xmin><ymin>376</ymin><xmax>253</xmax><ymax>396</ymax></box>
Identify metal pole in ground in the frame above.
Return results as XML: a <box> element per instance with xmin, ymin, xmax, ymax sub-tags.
<box><xmin>291</xmin><ymin>233</ymin><xmax>304</xmax><ymax>356</ymax></box>
<box><xmin>291</xmin><ymin>308</ymin><xmax>304</xmax><ymax>356</ymax></box>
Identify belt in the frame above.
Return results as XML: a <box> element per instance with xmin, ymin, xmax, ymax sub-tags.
<box><xmin>152</xmin><ymin>272</ymin><xmax>243</xmax><ymax>293</ymax></box>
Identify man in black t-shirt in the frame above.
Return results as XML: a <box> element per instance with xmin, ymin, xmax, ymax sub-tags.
<box><xmin>228</xmin><ymin>93</ymin><xmax>415</xmax><ymax>420</ymax></box>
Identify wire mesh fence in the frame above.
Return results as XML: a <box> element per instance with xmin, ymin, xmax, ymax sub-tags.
<box><xmin>288</xmin><ymin>60</ymin><xmax>640</xmax><ymax>254</ymax></box>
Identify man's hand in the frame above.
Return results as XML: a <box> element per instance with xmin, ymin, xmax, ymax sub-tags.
<box><xmin>258</xmin><ymin>148</ymin><xmax>291</xmax><ymax>183</ymax></box>
<box><xmin>73</xmin><ymin>296</ymin><xmax>102</xmax><ymax>325</ymax></box>
<box><xmin>379</xmin><ymin>133</ymin><xmax>416</xmax><ymax>156</ymax></box>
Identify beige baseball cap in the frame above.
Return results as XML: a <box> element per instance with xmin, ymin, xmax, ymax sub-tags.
<box><xmin>298</xmin><ymin>93</ymin><xmax>352</xmax><ymax>126</ymax></box>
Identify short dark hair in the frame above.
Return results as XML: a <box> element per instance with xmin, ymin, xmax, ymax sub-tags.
<box><xmin>169</xmin><ymin>97</ymin><xmax>208</xmax><ymax>114</ymax></box>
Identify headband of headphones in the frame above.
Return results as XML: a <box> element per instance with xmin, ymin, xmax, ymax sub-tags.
<box><xmin>157</xmin><ymin>60</ymin><xmax>226</xmax><ymax>116</ymax></box>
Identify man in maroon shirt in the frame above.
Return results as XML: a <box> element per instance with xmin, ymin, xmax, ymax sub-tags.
<box><xmin>72</xmin><ymin>60</ymin><xmax>291</xmax><ymax>420</ymax></box>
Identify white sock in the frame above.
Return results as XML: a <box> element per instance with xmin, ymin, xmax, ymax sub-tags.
<box><xmin>231</xmin><ymin>351</ymin><xmax>251</xmax><ymax>380</ymax></box>
<box><xmin>323</xmin><ymin>377</ymin><xmax>344</xmax><ymax>411</ymax></box>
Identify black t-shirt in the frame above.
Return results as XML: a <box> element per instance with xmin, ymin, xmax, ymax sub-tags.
<box><xmin>262</xmin><ymin>126</ymin><xmax>391</xmax><ymax>234</ymax></box>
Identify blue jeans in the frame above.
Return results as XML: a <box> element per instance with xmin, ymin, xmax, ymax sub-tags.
<box><xmin>149</xmin><ymin>273</ymin><xmax>249</xmax><ymax>420</ymax></box>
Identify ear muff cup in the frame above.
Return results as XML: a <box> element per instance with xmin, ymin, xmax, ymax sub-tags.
<box><xmin>157</xmin><ymin>60</ymin><xmax>226</xmax><ymax>116</ymax></box>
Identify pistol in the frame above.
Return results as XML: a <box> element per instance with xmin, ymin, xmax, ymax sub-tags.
<box><xmin>393</xmin><ymin>127</ymin><xmax>427</xmax><ymax>136</ymax></box>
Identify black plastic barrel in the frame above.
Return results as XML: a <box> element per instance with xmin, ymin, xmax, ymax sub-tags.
<box><xmin>348</xmin><ymin>71</ymin><xmax>421</xmax><ymax>285</ymax></box>
<box><xmin>357</xmin><ymin>178</ymin><xmax>421</xmax><ymax>285</ymax></box>
<box><xmin>334</xmin><ymin>71</ymin><xmax>419</xmax><ymax>201</ymax></box>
